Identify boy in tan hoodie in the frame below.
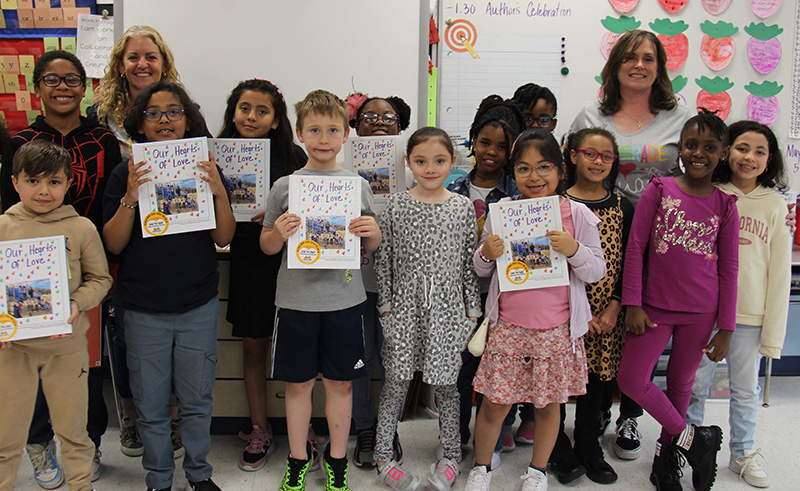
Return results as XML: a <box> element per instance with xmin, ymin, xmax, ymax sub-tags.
<box><xmin>0</xmin><ymin>140</ymin><xmax>112</xmax><ymax>491</ymax></box>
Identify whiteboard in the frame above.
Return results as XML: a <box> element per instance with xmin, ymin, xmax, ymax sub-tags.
<box><xmin>119</xmin><ymin>0</ymin><xmax>427</xmax><ymax>141</ymax></box>
<box><xmin>437</xmin><ymin>0</ymin><xmax>800</xmax><ymax>189</ymax></box>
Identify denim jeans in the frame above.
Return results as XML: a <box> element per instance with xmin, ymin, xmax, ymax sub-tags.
<box><xmin>687</xmin><ymin>324</ymin><xmax>762</xmax><ymax>458</ymax></box>
<box><xmin>126</xmin><ymin>298</ymin><xmax>219</xmax><ymax>489</ymax></box>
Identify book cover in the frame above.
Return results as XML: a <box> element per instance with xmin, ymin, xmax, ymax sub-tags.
<box><xmin>210</xmin><ymin>138</ymin><xmax>270</xmax><ymax>222</ymax></box>
<box><xmin>488</xmin><ymin>196</ymin><xmax>568</xmax><ymax>291</ymax></box>
<box><xmin>343</xmin><ymin>135</ymin><xmax>404</xmax><ymax>207</ymax></box>
<box><xmin>133</xmin><ymin>137</ymin><xmax>216</xmax><ymax>238</ymax></box>
<box><xmin>0</xmin><ymin>235</ymin><xmax>72</xmax><ymax>342</ymax></box>
<box><xmin>286</xmin><ymin>175</ymin><xmax>362</xmax><ymax>269</ymax></box>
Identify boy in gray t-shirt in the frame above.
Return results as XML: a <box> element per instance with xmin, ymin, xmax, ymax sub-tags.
<box><xmin>261</xmin><ymin>90</ymin><xmax>381</xmax><ymax>490</ymax></box>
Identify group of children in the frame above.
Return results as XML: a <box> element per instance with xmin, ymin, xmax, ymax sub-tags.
<box><xmin>0</xmin><ymin>45</ymin><xmax>791</xmax><ymax>491</ymax></box>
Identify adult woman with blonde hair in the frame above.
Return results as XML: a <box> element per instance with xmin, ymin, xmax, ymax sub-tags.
<box><xmin>91</xmin><ymin>25</ymin><xmax>181</xmax><ymax>160</ymax></box>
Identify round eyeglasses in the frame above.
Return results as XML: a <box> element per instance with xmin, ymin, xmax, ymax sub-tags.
<box><xmin>514</xmin><ymin>163</ymin><xmax>557</xmax><ymax>177</ymax></box>
<box><xmin>360</xmin><ymin>112</ymin><xmax>398</xmax><ymax>125</ymax></box>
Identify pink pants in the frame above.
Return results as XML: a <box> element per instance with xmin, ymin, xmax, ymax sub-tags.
<box><xmin>617</xmin><ymin>304</ymin><xmax>717</xmax><ymax>443</ymax></box>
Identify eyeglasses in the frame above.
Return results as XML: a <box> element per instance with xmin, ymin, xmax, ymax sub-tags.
<box><xmin>523</xmin><ymin>115</ymin><xmax>556</xmax><ymax>128</ymax></box>
<box><xmin>360</xmin><ymin>112</ymin><xmax>398</xmax><ymax>125</ymax></box>
<box><xmin>38</xmin><ymin>74</ymin><xmax>84</xmax><ymax>87</ymax></box>
<box><xmin>143</xmin><ymin>108</ymin><xmax>185</xmax><ymax>122</ymax></box>
<box><xmin>576</xmin><ymin>148</ymin><xmax>617</xmax><ymax>164</ymax></box>
<box><xmin>514</xmin><ymin>163</ymin><xmax>557</xmax><ymax>177</ymax></box>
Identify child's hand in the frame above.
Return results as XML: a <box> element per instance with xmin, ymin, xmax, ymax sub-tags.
<box><xmin>198</xmin><ymin>151</ymin><xmax>227</xmax><ymax>197</ymax></box>
<box><xmin>625</xmin><ymin>306</ymin><xmax>656</xmax><ymax>335</ymax></box>
<box><xmin>546</xmin><ymin>227</ymin><xmax>579</xmax><ymax>257</ymax></box>
<box><xmin>381</xmin><ymin>312</ymin><xmax>391</xmax><ymax>317</ymax></box>
<box><xmin>785</xmin><ymin>204</ymin><xmax>796</xmax><ymax>234</ymax></box>
<box><xmin>468</xmin><ymin>316</ymin><xmax>478</xmax><ymax>323</ymax></box>
<box><xmin>481</xmin><ymin>234</ymin><xmax>504</xmax><ymax>261</ymax></box>
<box><xmin>349</xmin><ymin>216</ymin><xmax>379</xmax><ymax>238</ymax></box>
<box><xmin>273</xmin><ymin>211</ymin><xmax>301</xmax><ymax>241</ymax></box>
<box><xmin>703</xmin><ymin>330</ymin><xmax>733</xmax><ymax>362</ymax></box>
<box><xmin>124</xmin><ymin>156</ymin><xmax>151</xmax><ymax>204</ymax></box>
<box><xmin>251</xmin><ymin>211</ymin><xmax>266</xmax><ymax>225</ymax></box>
<box><xmin>0</xmin><ymin>341</ymin><xmax>11</xmax><ymax>350</ymax></box>
<box><xmin>590</xmin><ymin>300</ymin><xmax>622</xmax><ymax>334</ymax></box>
<box><xmin>67</xmin><ymin>300</ymin><xmax>79</xmax><ymax>325</ymax></box>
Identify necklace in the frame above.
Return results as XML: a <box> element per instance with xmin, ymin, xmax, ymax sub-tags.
<box><xmin>620</xmin><ymin>107</ymin><xmax>650</xmax><ymax>129</ymax></box>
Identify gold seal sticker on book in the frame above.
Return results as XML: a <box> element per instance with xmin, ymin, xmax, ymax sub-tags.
<box><xmin>144</xmin><ymin>211</ymin><xmax>169</xmax><ymax>237</ymax></box>
<box><xmin>296</xmin><ymin>239</ymin><xmax>321</xmax><ymax>265</ymax></box>
<box><xmin>505</xmin><ymin>260</ymin><xmax>529</xmax><ymax>285</ymax></box>
<box><xmin>0</xmin><ymin>313</ymin><xmax>18</xmax><ymax>341</ymax></box>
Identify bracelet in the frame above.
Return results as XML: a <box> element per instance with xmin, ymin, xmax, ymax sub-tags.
<box><xmin>119</xmin><ymin>197</ymin><xmax>137</xmax><ymax>209</ymax></box>
<box><xmin>479</xmin><ymin>248</ymin><xmax>494</xmax><ymax>263</ymax></box>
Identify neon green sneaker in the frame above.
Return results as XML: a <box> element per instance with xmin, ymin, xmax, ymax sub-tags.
<box><xmin>323</xmin><ymin>445</ymin><xmax>350</xmax><ymax>491</ymax></box>
<box><xmin>280</xmin><ymin>456</ymin><xmax>311</xmax><ymax>491</ymax></box>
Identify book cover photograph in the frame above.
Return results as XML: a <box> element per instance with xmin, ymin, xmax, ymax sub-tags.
<box><xmin>343</xmin><ymin>135</ymin><xmax>404</xmax><ymax>206</ymax></box>
<box><xmin>0</xmin><ymin>236</ymin><xmax>72</xmax><ymax>342</ymax></box>
<box><xmin>488</xmin><ymin>196</ymin><xmax>568</xmax><ymax>291</ymax></box>
<box><xmin>287</xmin><ymin>175</ymin><xmax>362</xmax><ymax>269</ymax></box>
<box><xmin>133</xmin><ymin>137</ymin><xmax>216</xmax><ymax>238</ymax></box>
<box><xmin>210</xmin><ymin>138</ymin><xmax>270</xmax><ymax>222</ymax></box>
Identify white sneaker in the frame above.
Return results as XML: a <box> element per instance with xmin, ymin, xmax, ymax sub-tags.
<box><xmin>428</xmin><ymin>457</ymin><xmax>459</xmax><ymax>490</ymax></box>
<box><xmin>26</xmin><ymin>440</ymin><xmax>64</xmax><ymax>490</ymax></box>
<box><xmin>729</xmin><ymin>450</ymin><xmax>769</xmax><ymax>488</ymax></box>
<box><xmin>520</xmin><ymin>466</ymin><xmax>548</xmax><ymax>491</ymax></box>
<box><xmin>464</xmin><ymin>466</ymin><xmax>492</xmax><ymax>491</ymax></box>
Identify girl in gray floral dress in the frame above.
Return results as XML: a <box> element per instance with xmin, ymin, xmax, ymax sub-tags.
<box><xmin>374</xmin><ymin>127</ymin><xmax>481</xmax><ymax>491</ymax></box>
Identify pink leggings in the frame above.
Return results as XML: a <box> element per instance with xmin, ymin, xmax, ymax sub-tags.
<box><xmin>617</xmin><ymin>304</ymin><xmax>716</xmax><ymax>443</ymax></box>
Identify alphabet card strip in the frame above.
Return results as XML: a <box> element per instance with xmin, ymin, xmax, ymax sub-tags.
<box><xmin>488</xmin><ymin>196</ymin><xmax>568</xmax><ymax>291</ymax></box>
<box><xmin>343</xmin><ymin>135</ymin><xmax>404</xmax><ymax>208</ymax></box>
<box><xmin>0</xmin><ymin>235</ymin><xmax>71</xmax><ymax>342</ymax></box>
<box><xmin>210</xmin><ymin>138</ymin><xmax>270</xmax><ymax>222</ymax></box>
<box><xmin>133</xmin><ymin>137</ymin><xmax>216</xmax><ymax>238</ymax></box>
<box><xmin>287</xmin><ymin>175</ymin><xmax>362</xmax><ymax>269</ymax></box>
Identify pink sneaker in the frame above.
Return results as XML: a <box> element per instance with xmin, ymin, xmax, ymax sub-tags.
<box><xmin>515</xmin><ymin>423</ymin><xmax>535</xmax><ymax>445</ymax></box>
<box><xmin>502</xmin><ymin>426</ymin><xmax>516</xmax><ymax>452</ymax></box>
<box><xmin>238</xmin><ymin>425</ymin><xmax>273</xmax><ymax>471</ymax></box>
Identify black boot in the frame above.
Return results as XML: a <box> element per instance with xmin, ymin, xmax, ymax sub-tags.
<box><xmin>649</xmin><ymin>442</ymin><xmax>682</xmax><ymax>491</ymax></box>
<box><xmin>675</xmin><ymin>424</ymin><xmax>722</xmax><ymax>491</ymax></box>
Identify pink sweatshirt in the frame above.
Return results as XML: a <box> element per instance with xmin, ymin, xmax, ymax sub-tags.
<box><xmin>622</xmin><ymin>177</ymin><xmax>739</xmax><ymax>331</ymax></box>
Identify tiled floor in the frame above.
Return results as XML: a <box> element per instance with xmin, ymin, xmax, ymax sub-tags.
<box><xmin>13</xmin><ymin>376</ymin><xmax>800</xmax><ymax>490</ymax></box>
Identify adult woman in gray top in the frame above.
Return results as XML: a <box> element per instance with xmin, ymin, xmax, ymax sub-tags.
<box><xmin>568</xmin><ymin>29</ymin><xmax>691</xmax><ymax>207</ymax></box>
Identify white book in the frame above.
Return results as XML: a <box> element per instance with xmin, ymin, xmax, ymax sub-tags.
<box><xmin>210</xmin><ymin>138</ymin><xmax>270</xmax><ymax>222</ymax></box>
<box><xmin>488</xmin><ymin>196</ymin><xmax>569</xmax><ymax>292</ymax></box>
<box><xmin>0</xmin><ymin>236</ymin><xmax>72</xmax><ymax>341</ymax></box>
<box><xmin>133</xmin><ymin>137</ymin><xmax>216</xmax><ymax>237</ymax></box>
<box><xmin>342</xmin><ymin>135</ymin><xmax>404</xmax><ymax>208</ymax></box>
<box><xmin>286</xmin><ymin>175</ymin><xmax>362</xmax><ymax>269</ymax></box>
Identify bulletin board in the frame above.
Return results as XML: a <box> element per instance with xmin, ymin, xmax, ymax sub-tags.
<box><xmin>0</xmin><ymin>0</ymin><xmax>96</xmax><ymax>132</ymax></box>
<box><xmin>119</xmin><ymin>0</ymin><xmax>429</xmax><ymax>142</ymax></box>
<box><xmin>436</xmin><ymin>0</ymin><xmax>800</xmax><ymax>188</ymax></box>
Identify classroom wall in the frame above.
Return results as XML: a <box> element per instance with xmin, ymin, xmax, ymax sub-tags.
<box><xmin>120</xmin><ymin>0</ymin><xmax>426</xmax><ymax>138</ymax></box>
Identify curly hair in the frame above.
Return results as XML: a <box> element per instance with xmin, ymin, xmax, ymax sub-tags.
<box><xmin>123</xmin><ymin>82</ymin><xmax>206</xmax><ymax>143</ymax></box>
<box><xmin>713</xmin><ymin>120</ymin><xmax>786</xmax><ymax>190</ymax></box>
<box><xmin>218</xmin><ymin>79</ymin><xmax>301</xmax><ymax>176</ymax></box>
<box><xmin>94</xmin><ymin>26</ymin><xmax>181</xmax><ymax>126</ymax></box>
<box><xmin>563</xmin><ymin>127</ymin><xmax>620</xmax><ymax>193</ymax></box>
<box><xmin>599</xmin><ymin>30</ymin><xmax>677</xmax><ymax>116</ymax></box>
<box><xmin>33</xmin><ymin>50</ymin><xmax>86</xmax><ymax>85</ymax></box>
<box><xmin>350</xmin><ymin>95</ymin><xmax>412</xmax><ymax>133</ymax></box>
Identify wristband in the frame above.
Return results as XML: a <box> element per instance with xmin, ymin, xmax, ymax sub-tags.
<box><xmin>479</xmin><ymin>248</ymin><xmax>494</xmax><ymax>263</ymax></box>
<box><xmin>120</xmin><ymin>197</ymin><xmax>137</xmax><ymax>209</ymax></box>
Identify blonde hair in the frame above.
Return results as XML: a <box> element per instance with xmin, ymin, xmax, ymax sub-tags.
<box><xmin>94</xmin><ymin>26</ymin><xmax>181</xmax><ymax>125</ymax></box>
<box><xmin>294</xmin><ymin>89</ymin><xmax>349</xmax><ymax>131</ymax></box>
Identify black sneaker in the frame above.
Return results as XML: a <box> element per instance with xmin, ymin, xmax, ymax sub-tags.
<box><xmin>548</xmin><ymin>454</ymin><xmax>586</xmax><ymax>484</ymax></box>
<box><xmin>649</xmin><ymin>442</ymin><xmax>683</xmax><ymax>491</ymax></box>
<box><xmin>352</xmin><ymin>428</ymin><xmax>375</xmax><ymax>469</ymax></box>
<box><xmin>675</xmin><ymin>424</ymin><xmax>722</xmax><ymax>491</ymax></box>
<box><xmin>581</xmin><ymin>456</ymin><xmax>618</xmax><ymax>484</ymax></box>
<box><xmin>184</xmin><ymin>478</ymin><xmax>221</xmax><ymax>491</ymax></box>
<box><xmin>392</xmin><ymin>432</ymin><xmax>403</xmax><ymax>465</ymax></box>
<box><xmin>614</xmin><ymin>417</ymin><xmax>642</xmax><ymax>460</ymax></box>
